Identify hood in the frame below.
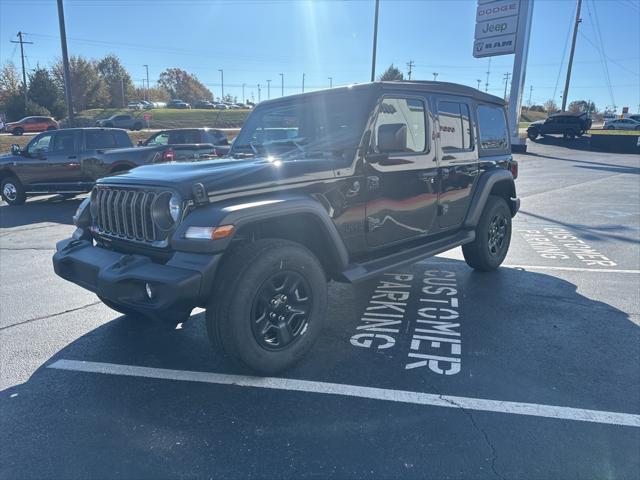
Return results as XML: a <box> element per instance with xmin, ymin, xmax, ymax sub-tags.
<box><xmin>529</xmin><ymin>120</ymin><xmax>545</xmax><ymax>126</ymax></box>
<box><xmin>98</xmin><ymin>156</ymin><xmax>336</xmax><ymax>200</ymax></box>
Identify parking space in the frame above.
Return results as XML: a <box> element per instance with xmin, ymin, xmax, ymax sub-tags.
<box><xmin>1</xmin><ymin>141</ymin><xmax>639</xmax><ymax>479</ymax></box>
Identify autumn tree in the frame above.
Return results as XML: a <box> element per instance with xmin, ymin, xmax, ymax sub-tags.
<box><xmin>544</xmin><ymin>99</ymin><xmax>558</xmax><ymax>114</ymax></box>
<box><xmin>0</xmin><ymin>62</ymin><xmax>22</xmax><ymax>105</ymax></box>
<box><xmin>53</xmin><ymin>56</ymin><xmax>110</xmax><ymax>111</ymax></box>
<box><xmin>96</xmin><ymin>54</ymin><xmax>135</xmax><ymax>107</ymax></box>
<box><xmin>568</xmin><ymin>100</ymin><xmax>597</xmax><ymax>114</ymax></box>
<box><xmin>378</xmin><ymin>64</ymin><xmax>404</xmax><ymax>81</ymax></box>
<box><xmin>157</xmin><ymin>68</ymin><xmax>213</xmax><ymax>104</ymax></box>
<box><xmin>132</xmin><ymin>85</ymin><xmax>171</xmax><ymax>103</ymax></box>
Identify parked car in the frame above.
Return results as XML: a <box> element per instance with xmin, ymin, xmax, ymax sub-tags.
<box><xmin>527</xmin><ymin>112</ymin><xmax>592</xmax><ymax>140</ymax></box>
<box><xmin>53</xmin><ymin>81</ymin><xmax>519</xmax><ymax>375</ymax></box>
<box><xmin>0</xmin><ymin>128</ymin><xmax>178</xmax><ymax>205</ymax></box>
<box><xmin>95</xmin><ymin>114</ymin><xmax>143</xmax><ymax>131</ymax></box>
<box><xmin>228</xmin><ymin>103</ymin><xmax>243</xmax><ymax>110</ymax></box>
<box><xmin>627</xmin><ymin>114</ymin><xmax>640</xmax><ymax>123</ymax></box>
<box><xmin>604</xmin><ymin>118</ymin><xmax>640</xmax><ymax>130</ymax></box>
<box><xmin>140</xmin><ymin>100</ymin><xmax>154</xmax><ymax>109</ymax></box>
<box><xmin>213</xmin><ymin>103</ymin><xmax>228</xmax><ymax>110</ymax></box>
<box><xmin>139</xmin><ymin>128</ymin><xmax>231</xmax><ymax>158</ymax></box>
<box><xmin>194</xmin><ymin>101</ymin><xmax>215</xmax><ymax>109</ymax></box>
<box><xmin>167</xmin><ymin>100</ymin><xmax>191</xmax><ymax>109</ymax></box>
<box><xmin>4</xmin><ymin>116</ymin><xmax>59</xmax><ymax>136</ymax></box>
<box><xmin>128</xmin><ymin>101</ymin><xmax>144</xmax><ymax>110</ymax></box>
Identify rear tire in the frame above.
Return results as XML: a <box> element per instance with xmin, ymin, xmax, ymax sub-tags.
<box><xmin>206</xmin><ymin>239</ymin><xmax>327</xmax><ymax>375</ymax></box>
<box><xmin>12</xmin><ymin>127</ymin><xmax>24</xmax><ymax>136</ymax></box>
<box><xmin>563</xmin><ymin>129</ymin><xmax>576</xmax><ymax>139</ymax></box>
<box><xmin>463</xmin><ymin>195</ymin><xmax>512</xmax><ymax>272</ymax></box>
<box><xmin>1</xmin><ymin>176</ymin><xmax>27</xmax><ymax>206</ymax></box>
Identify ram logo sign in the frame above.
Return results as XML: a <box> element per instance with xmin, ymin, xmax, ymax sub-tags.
<box><xmin>473</xmin><ymin>0</ymin><xmax>521</xmax><ymax>58</ymax></box>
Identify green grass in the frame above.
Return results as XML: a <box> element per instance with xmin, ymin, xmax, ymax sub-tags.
<box><xmin>76</xmin><ymin>108</ymin><xmax>250</xmax><ymax>129</ymax></box>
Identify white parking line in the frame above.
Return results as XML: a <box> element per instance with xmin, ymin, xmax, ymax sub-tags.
<box><xmin>48</xmin><ymin>359</ymin><xmax>640</xmax><ymax>428</ymax></box>
<box><xmin>502</xmin><ymin>264</ymin><xmax>640</xmax><ymax>274</ymax></box>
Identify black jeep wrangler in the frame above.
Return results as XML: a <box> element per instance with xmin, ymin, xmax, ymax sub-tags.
<box><xmin>527</xmin><ymin>111</ymin><xmax>592</xmax><ymax>140</ymax></box>
<box><xmin>53</xmin><ymin>81</ymin><xmax>519</xmax><ymax>374</ymax></box>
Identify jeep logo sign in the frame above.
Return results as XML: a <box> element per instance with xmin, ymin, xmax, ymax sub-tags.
<box><xmin>474</xmin><ymin>15</ymin><xmax>518</xmax><ymax>40</ymax></box>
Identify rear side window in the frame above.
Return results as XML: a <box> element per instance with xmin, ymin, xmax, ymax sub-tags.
<box><xmin>438</xmin><ymin>101</ymin><xmax>473</xmax><ymax>152</ymax></box>
<box><xmin>373</xmin><ymin>97</ymin><xmax>427</xmax><ymax>153</ymax></box>
<box><xmin>170</xmin><ymin>130</ymin><xmax>200</xmax><ymax>144</ymax></box>
<box><xmin>477</xmin><ymin>105</ymin><xmax>509</xmax><ymax>152</ymax></box>
<box><xmin>115</xmin><ymin>130</ymin><xmax>133</xmax><ymax>147</ymax></box>
<box><xmin>52</xmin><ymin>131</ymin><xmax>77</xmax><ymax>153</ymax></box>
<box><xmin>86</xmin><ymin>131</ymin><xmax>120</xmax><ymax>149</ymax></box>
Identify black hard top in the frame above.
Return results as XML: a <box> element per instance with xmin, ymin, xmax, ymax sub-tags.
<box><xmin>257</xmin><ymin>81</ymin><xmax>505</xmax><ymax>106</ymax></box>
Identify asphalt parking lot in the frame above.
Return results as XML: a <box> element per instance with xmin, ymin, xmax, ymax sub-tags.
<box><xmin>1</xmin><ymin>138</ymin><xmax>638</xmax><ymax>479</ymax></box>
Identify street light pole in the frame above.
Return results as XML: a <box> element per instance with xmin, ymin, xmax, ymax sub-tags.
<box><xmin>266</xmin><ymin>79</ymin><xmax>271</xmax><ymax>99</ymax></box>
<box><xmin>302</xmin><ymin>73</ymin><xmax>305</xmax><ymax>93</ymax></box>
<box><xmin>432</xmin><ymin>72</ymin><xmax>438</xmax><ymax>81</ymax></box>
<box><xmin>257</xmin><ymin>84</ymin><xmax>261</xmax><ymax>103</ymax></box>
<box><xmin>328</xmin><ymin>76</ymin><xmax>333</xmax><ymax>88</ymax></box>
<box><xmin>143</xmin><ymin>64</ymin><xmax>149</xmax><ymax>101</ymax></box>
<box><xmin>370</xmin><ymin>0</ymin><xmax>380</xmax><ymax>82</ymax></box>
<box><xmin>279</xmin><ymin>73</ymin><xmax>284</xmax><ymax>97</ymax></box>
<box><xmin>242</xmin><ymin>83</ymin><xmax>246</xmax><ymax>103</ymax></box>
<box><xmin>218</xmin><ymin>69</ymin><xmax>224</xmax><ymax>100</ymax></box>
<box><xmin>476</xmin><ymin>79</ymin><xmax>482</xmax><ymax>90</ymax></box>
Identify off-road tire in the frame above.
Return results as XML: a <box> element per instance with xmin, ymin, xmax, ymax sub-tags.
<box><xmin>463</xmin><ymin>195</ymin><xmax>512</xmax><ymax>272</ymax></box>
<box><xmin>1</xmin><ymin>176</ymin><xmax>27</xmax><ymax>206</ymax></box>
<box><xmin>12</xmin><ymin>127</ymin><xmax>24</xmax><ymax>136</ymax></box>
<box><xmin>206</xmin><ymin>239</ymin><xmax>327</xmax><ymax>375</ymax></box>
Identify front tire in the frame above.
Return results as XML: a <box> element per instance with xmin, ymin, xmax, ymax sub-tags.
<box><xmin>563</xmin><ymin>129</ymin><xmax>576</xmax><ymax>139</ymax></box>
<box><xmin>463</xmin><ymin>195</ymin><xmax>512</xmax><ymax>272</ymax></box>
<box><xmin>1</xmin><ymin>176</ymin><xmax>27</xmax><ymax>206</ymax></box>
<box><xmin>207</xmin><ymin>239</ymin><xmax>327</xmax><ymax>375</ymax></box>
<box><xmin>527</xmin><ymin>129</ymin><xmax>538</xmax><ymax>140</ymax></box>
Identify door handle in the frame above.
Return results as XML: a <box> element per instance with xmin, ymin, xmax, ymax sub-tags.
<box><xmin>418</xmin><ymin>172</ymin><xmax>437</xmax><ymax>183</ymax></box>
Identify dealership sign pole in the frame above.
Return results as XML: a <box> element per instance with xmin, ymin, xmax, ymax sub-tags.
<box><xmin>474</xmin><ymin>0</ymin><xmax>534</xmax><ymax>152</ymax></box>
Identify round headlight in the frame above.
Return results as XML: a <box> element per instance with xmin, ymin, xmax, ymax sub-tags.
<box><xmin>151</xmin><ymin>191</ymin><xmax>181</xmax><ymax>231</ymax></box>
<box><xmin>169</xmin><ymin>194</ymin><xmax>181</xmax><ymax>222</ymax></box>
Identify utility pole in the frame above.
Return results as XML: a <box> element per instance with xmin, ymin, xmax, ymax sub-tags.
<box><xmin>143</xmin><ymin>64</ymin><xmax>149</xmax><ymax>101</ymax></box>
<box><xmin>562</xmin><ymin>0</ymin><xmax>582</xmax><ymax>111</ymax></box>
<box><xmin>503</xmin><ymin>72</ymin><xmax>511</xmax><ymax>100</ymax></box>
<box><xmin>432</xmin><ymin>72</ymin><xmax>438</xmax><ymax>81</ymax></box>
<box><xmin>218</xmin><ymin>69</ymin><xmax>224</xmax><ymax>100</ymax></box>
<box><xmin>302</xmin><ymin>73</ymin><xmax>305</xmax><ymax>93</ymax></box>
<box><xmin>328</xmin><ymin>76</ymin><xmax>333</xmax><ymax>88</ymax></box>
<box><xmin>370</xmin><ymin>0</ymin><xmax>380</xmax><ymax>81</ymax></box>
<box><xmin>279</xmin><ymin>73</ymin><xmax>284</xmax><ymax>97</ymax></box>
<box><xmin>56</xmin><ymin>0</ymin><xmax>74</xmax><ymax>126</ymax></box>
<box><xmin>121</xmin><ymin>78</ymin><xmax>125</xmax><ymax>107</ymax></box>
<box><xmin>242</xmin><ymin>83</ymin><xmax>246</xmax><ymax>103</ymax></box>
<box><xmin>11</xmin><ymin>32</ymin><xmax>33</xmax><ymax>112</ymax></box>
<box><xmin>257</xmin><ymin>84</ymin><xmax>261</xmax><ymax>103</ymax></box>
<box><xmin>476</xmin><ymin>79</ymin><xmax>482</xmax><ymax>90</ymax></box>
<box><xmin>528</xmin><ymin>85</ymin><xmax>533</xmax><ymax>106</ymax></box>
<box><xmin>266</xmin><ymin>79</ymin><xmax>271</xmax><ymax>99</ymax></box>
<box><xmin>485</xmin><ymin>57</ymin><xmax>491</xmax><ymax>92</ymax></box>
<box><xmin>406</xmin><ymin>60</ymin><xmax>414</xmax><ymax>80</ymax></box>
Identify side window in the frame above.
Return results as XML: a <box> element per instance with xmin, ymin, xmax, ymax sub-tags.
<box><xmin>115</xmin><ymin>130</ymin><xmax>133</xmax><ymax>147</ymax></box>
<box><xmin>170</xmin><ymin>130</ymin><xmax>199</xmax><ymax>144</ymax></box>
<box><xmin>438</xmin><ymin>101</ymin><xmax>473</xmax><ymax>152</ymax></box>
<box><xmin>148</xmin><ymin>133</ymin><xmax>169</xmax><ymax>146</ymax></box>
<box><xmin>477</xmin><ymin>105</ymin><xmax>509</xmax><ymax>151</ymax></box>
<box><xmin>373</xmin><ymin>97</ymin><xmax>427</xmax><ymax>153</ymax></box>
<box><xmin>85</xmin><ymin>131</ymin><xmax>118</xmax><ymax>149</ymax></box>
<box><xmin>27</xmin><ymin>133</ymin><xmax>53</xmax><ymax>155</ymax></box>
<box><xmin>52</xmin><ymin>131</ymin><xmax>77</xmax><ymax>153</ymax></box>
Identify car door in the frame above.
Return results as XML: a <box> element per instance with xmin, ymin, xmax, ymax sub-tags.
<box><xmin>45</xmin><ymin>130</ymin><xmax>86</xmax><ymax>188</ymax></box>
<box><xmin>365</xmin><ymin>94</ymin><xmax>438</xmax><ymax>247</ymax></box>
<box><xmin>435</xmin><ymin>97</ymin><xmax>479</xmax><ymax>229</ymax></box>
<box><xmin>13</xmin><ymin>132</ymin><xmax>55</xmax><ymax>188</ymax></box>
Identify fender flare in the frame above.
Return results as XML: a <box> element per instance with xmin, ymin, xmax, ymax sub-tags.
<box><xmin>171</xmin><ymin>194</ymin><xmax>350</xmax><ymax>272</ymax></box>
<box><xmin>463</xmin><ymin>169</ymin><xmax>518</xmax><ymax>229</ymax></box>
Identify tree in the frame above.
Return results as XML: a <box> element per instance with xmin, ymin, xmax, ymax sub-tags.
<box><xmin>544</xmin><ymin>99</ymin><xmax>558</xmax><ymax>114</ymax></box>
<box><xmin>568</xmin><ymin>100</ymin><xmax>597</xmax><ymax>114</ymax></box>
<box><xmin>378</xmin><ymin>64</ymin><xmax>404</xmax><ymax>81</ymax></box>
<box><xmin>132</xmin><ymin>85</ymin><xmax>171</xmax><ymax>103</ymax></box>
<box><xmin>157</xmin><ymin>68</ymin><xmax>213</xmax><ymax>104</ymax></box>
<box><xmin>28</xmin><ymin>67</ymin><xmax>66</xmax><ymax>118</ymax></box>
<box><xmin>96</xmin><ymin>54</ymin><xmax>134</xmax><ymax>107</ymax></box>
<box><xmin>0</xmin><ymin>62</ymin><xmax>22</xmax><ymax>106</ymax></box>
<box><xmin>52</xmin><ymin>55</ymin><xmax>110</xmax><ymax>111</ymax></box>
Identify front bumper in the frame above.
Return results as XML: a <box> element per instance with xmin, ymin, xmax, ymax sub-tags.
<box><xmin>52</xmin><ymin>238</ymin><xmax>221</xmax><ymax>319</ymax></box>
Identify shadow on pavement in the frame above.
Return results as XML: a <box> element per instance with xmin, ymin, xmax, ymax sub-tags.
<box><xmin>1</xmin><ymin>259</ymin><xmax>638</xmax><ymax>479</ymax></box>
<box><xmin>527</xmin><ymin>135</ymin><xmax>591</xmax><ymax>151</ymax></box>
<box><xmin>0</xmin><ymin>196</ymin><xmax>81</xmax><ymax>228</ymax></box>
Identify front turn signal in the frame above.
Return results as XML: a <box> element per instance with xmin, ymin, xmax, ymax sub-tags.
<box><xmin>184</xmin><ymin>225</ymin><xmax>235</xmax><ymax>240</ymax></box>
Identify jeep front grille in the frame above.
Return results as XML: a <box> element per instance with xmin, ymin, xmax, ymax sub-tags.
<box><xmin>93</xmin><ymin>186</ymin><xmax>165</xmax><ymax>245</ymax></box>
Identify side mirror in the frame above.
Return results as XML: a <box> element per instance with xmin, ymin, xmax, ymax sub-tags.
<box><xmin>10</xmin><ymin>144</ymin><xmax>21</xmax><ymax>155</ymax></box>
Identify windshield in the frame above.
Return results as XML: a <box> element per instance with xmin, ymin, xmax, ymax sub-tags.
<box><xmin>232</xmin><ymin>88</ymin><xmax>373</xmax><ymax>162</ymax></box>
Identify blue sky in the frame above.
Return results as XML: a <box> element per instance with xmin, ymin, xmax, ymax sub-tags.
<box><xmin>1</xmin><ymin>0</ymin><xmax>638</xmax><ymax>112</ymax></box>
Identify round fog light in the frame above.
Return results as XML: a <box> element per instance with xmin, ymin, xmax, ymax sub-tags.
<box><xmin>145</xmin><ymin>283</ymin><xmax>154</xmax><ymax>300</ymax></box>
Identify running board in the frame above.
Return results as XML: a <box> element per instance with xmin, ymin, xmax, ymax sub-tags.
<box><xmin>338</xmin><ymin>230</ymin><xmax>475</xmax><ymax>283</ymax></box>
